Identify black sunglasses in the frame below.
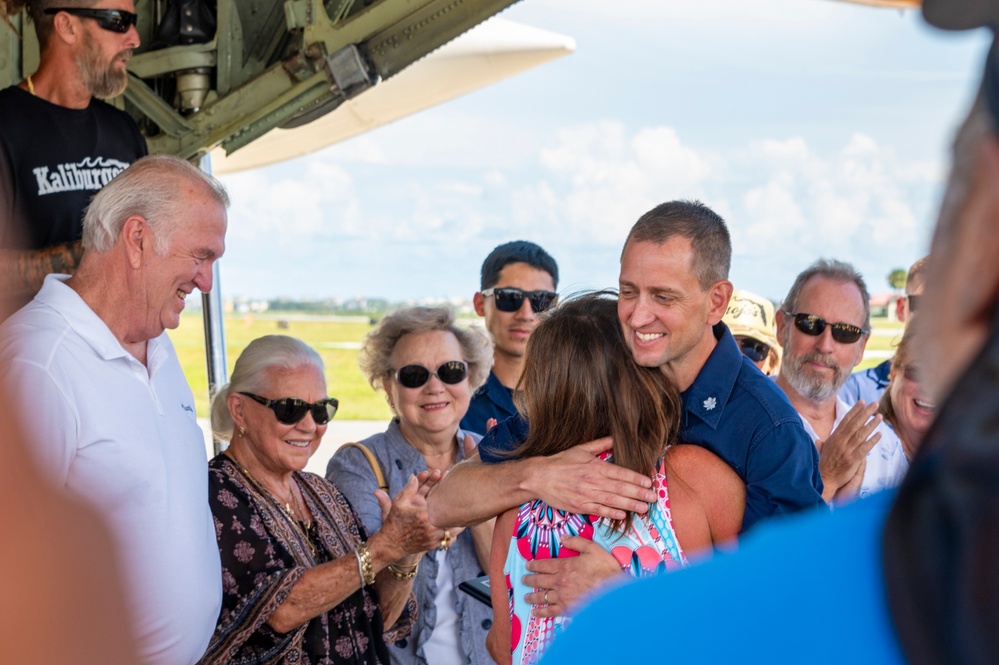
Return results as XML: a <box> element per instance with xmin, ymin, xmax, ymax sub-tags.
<box><xmin>906</xmin><ymin>294</ymin><xmax>920</xmax><ymax>313</ymax></box>
<box><xmin>736</xmin><ymin>336</ymin><xmax>771</xmax><ymax>363</ymax></box>
<box><xmin>239</xmin><ymin>392</ymin><xmax>338</xmax><ymax>425</ymax></box>
<box><xmin>481</xmin><ymin>287</ymin><xmax>557</xmax><ymax>314</ymax></box>
<box><xmin>45</xmin><ymin>7</ymin><xmax>138</xmax><ymax>33</ymax></box>
<box><xmin>393</xmin><ymin>361</ymin><xmax>468</xmax><ymax>389</ymax></box>
<box><xmin>786</xmin><ymin>312</ymin><xmax>869</xmax><ymax>344</ymax></box>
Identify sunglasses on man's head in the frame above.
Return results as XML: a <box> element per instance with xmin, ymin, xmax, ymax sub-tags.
<box><xmin>481</xmin><ymin>287</ymin><xmax>557</xmax><ymax>314</ymax></box>
<box><xmin>393</xmin><ymin>361</ymin><xmax>468</xmax><ymax>389</ymax></box>
<box><xmin>736</xmin><ymin>336</ymin><xmax>771</xmax><ymax>363</ymax></box>
<box><xmin>239</xmin><ymin>392</ymin><xmax>339</xmax><ymax>425</ymax></box>
<box><xmin>786</xmin><ymin>312</ymin><xmax>869</xmax><ymax>344</ymax></box>
<box><xmin>44</xmin><ymin>7</ymin><xmax>138</xmax><ymax>33</ymax></box>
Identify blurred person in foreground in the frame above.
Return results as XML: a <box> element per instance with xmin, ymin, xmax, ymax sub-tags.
<box><xmin>0</xmin><ymin>371</ymin><xmax>138</xmax><ymax>663</ymax></box>
<box><xmin>840</xmin><ymin>257</ymin><xmax>927</xmax><ymax>406</ymax></box>
<box><xmin>327</xmin><ymin>306</ymin><xmax>496</xmax><ymax>665</ymax></box>
<box><xmin>201</xmin><ymin>335</ymin><xmax>441</xmax><ymax>664</ymax></box>
<box><xmin>723</xmin><ymin>289</ymin><xmax>781</xmax><ymax>375</ymax></box>
<box><xmin>0</xmin><ymin>0</ymin><xmax>147</xmax><ymax>313</ymax></box>
<box><xmin>540</xmin><ymin>1</ymin><xmax>999</xmax><ymax>662</ymax></box>
<box><xmin>876</xmin><ymin>326</ymin><xmax>935</xmax><ymax>463</ymax></box>
<box><xmin>0</xmin><ymin>154</ymin><xmax>226</xmax><ymax>665</ymax></box>
<box><xmin>774</xmin><ymin>259</ymin><xmax>907</xmax><ymax>503</ymax></box>
<box><xmin>485</xmin><ymin>293</ymin><xmax>744</xmax><ymax>665</ymax></box>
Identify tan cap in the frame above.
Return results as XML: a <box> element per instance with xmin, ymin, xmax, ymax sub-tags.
<box><xmin>724</xmin><ymin>290</ymin><xmax>778</xmax><ymax>349</ymax></box>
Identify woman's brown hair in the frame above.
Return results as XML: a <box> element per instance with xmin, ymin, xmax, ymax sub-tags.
<box><xmin>510</xmin><ymin>291</ymin><xmax>682</xmax><ymax>529</ymax></box>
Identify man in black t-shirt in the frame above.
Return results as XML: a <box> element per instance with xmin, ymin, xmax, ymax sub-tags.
<box><xmin>0</xmin><ymin>0</ymin><xmax>146</xmax><ymax>312</ymax></box>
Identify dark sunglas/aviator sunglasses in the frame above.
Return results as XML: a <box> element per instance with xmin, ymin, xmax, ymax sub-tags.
<box><xmin>736</xmin><ymin>336</ymin><xmax>771</xmax><ymax>363</ymax></box>
<box><xmin>481</xmin><ymin>287</ymin><xmax>557</xmax><ymax>314</ymax></box>
<box><xmin>44</xmin><ymin>7</ymin><xmax>138</xmax><ymax>33</ymax></box>
<box><xmin>393</xmin><ymin>361</ymin><xmax>468</xmax><ymax>389</ymax></box>
<box><xmin>786</xmin><ymin>312</ymin><xmax>869</xmax><ymax>344</ymax></box>
<box><xmin>239</xmin><ymin>392</ymin><xmax>339</xmax><ymax>425</ymax></box>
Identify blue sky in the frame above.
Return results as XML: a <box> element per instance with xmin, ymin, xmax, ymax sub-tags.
<box><xmin>214</xmin><ymin>0</ymin><xmax>989</xmax><ymax>304</ymax></box>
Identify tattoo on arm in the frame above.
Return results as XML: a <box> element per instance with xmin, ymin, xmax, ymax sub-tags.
<box><xmin>1</xmin><ymin>241</ymin><xmax>84</xmax><ymax>298</ymax></box>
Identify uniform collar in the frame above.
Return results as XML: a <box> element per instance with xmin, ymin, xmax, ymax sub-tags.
<box><xmin>681</xmin><ymin>322</ymin><xmax>742</xmax><ymax>430</ymax></box>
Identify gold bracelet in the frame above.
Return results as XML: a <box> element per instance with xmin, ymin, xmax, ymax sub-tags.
<box><xmin>355</xmin><ymin>544</ymin><xmax>375</xmax><ymax>586</ymax></box>
<box><xmin>387</xmin><ymin>562</ymin><xmax>419</xmax><ymax>580</ymax></box>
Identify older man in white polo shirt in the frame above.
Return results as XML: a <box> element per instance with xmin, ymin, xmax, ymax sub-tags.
<box><xmin>0</xmin><ymin>154</ymin><xmax>227</xmax><ymax>665</ymax></box>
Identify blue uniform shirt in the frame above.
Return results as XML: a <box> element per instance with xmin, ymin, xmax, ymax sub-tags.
<box><xmin>542</xmin><ymin>491</ymin><xmax>904</xmax><ymax>665</ymax></box>
<box><xmin>479</xmin><ymin>322</ymin><xmax>825</xmax><ymax>533</ymax></box>
<box><xmin>461</xmin><ymin>370</ymin><xmax>518</xmax><ymax>435</ymax></box>
<box><xmin>840</xmin><ymin>358</ymin><xmax>892</xmax><ymax>406</ymax></box>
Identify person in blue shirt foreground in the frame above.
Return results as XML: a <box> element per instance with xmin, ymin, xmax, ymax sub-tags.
<box><xmin>429</xmin><ymin>201</ymin><xmax>823</xmax><ymax>617</ymax></box>
<box><xmin>543</xmin><ymin>2</ymin><xmax>999</xmax><ymax>662</ymax></box>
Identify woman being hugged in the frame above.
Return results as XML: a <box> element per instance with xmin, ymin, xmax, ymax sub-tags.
<box><xmin>201</xmin><ymin>335</ymin><xmax>441</xmax><ymax>665</ymax></box>
<box><xmin>326</xmin><ymin>306</ymin><xmax>495</xmax><ymax>665</ymax></box>
<box><xmin>486</xmin><ymin>293</ymin><xmax>746</xmax><ymax>665</ymax></box>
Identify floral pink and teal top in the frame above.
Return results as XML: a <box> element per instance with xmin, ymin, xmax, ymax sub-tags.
<box><xmin>504</xmin><ymin>455</ymin><xmax>686</xmax><ymax>664</ymax></box>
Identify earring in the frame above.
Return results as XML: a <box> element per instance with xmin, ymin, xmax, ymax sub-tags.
<box><xmin>238</xmin><ymin>426</ymin><xmax>246</xmax><ymax>437</ymax></box>
<box><xmin>385</xmin><ymin>395</ymin><xmax>395</xmax><ymax>411</ymax></box>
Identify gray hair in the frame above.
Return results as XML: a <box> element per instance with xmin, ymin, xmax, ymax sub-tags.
<box><xmin>210</xmin><ymin>335</ymin><xmax>325</xmax><ymax>441</ymax></box>
<box><xmin>359</xmin><ymin>306</ymin><xmax>493</xmax><ymax>392</ymax></box>
<box><xmin>781</xmin><ymin>258</ymin><xmax>871</xmax><ymax>329</ymax></box>
<box><xmin>82</xmin><ymin>154</ymin><xmax>230</xmax><ymax>254</ymax></box>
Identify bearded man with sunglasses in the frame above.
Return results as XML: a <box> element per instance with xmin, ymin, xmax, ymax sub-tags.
<box><xmin>775</xmin><ymin>259</ymin><xmax>908</xmax><ymax>503</ymax></box>
<box><xmin>0</xmin><ymin>0</ymin><xmax>146</xmax><ymax>316</ymax></box>
<box><xmin>461</xmin><ymin>240</ymin><xmax>558</xmax><ymax>435</ymax></box>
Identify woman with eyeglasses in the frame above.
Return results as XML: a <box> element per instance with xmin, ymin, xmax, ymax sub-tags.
<box><xmin>483</xmin><ymin>293</ymin><xmax>745</xmax><ymax>665</ymax></box>
<box><xmin>200</xmin><ymin>335</ymin><xmax>443</xmax><ymax>665</ymax></box>
<box><xmin>326</xmin><ymin>306</ymin><xmax>496</xmax><ymax>665</ymax></box>
<box><xmin>878</xmin><ymin>327</ymin><xmax>934</xmax><ymax>463</ymax></box>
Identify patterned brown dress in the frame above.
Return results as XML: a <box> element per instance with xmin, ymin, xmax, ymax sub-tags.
<box><xmin>199</xmin><ymin>455</ymin><xmax>415</xmax><ymax>665</ymax></box>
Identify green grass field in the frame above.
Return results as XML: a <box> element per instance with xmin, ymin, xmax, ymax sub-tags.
<box><xmin>170</xmin><ymin>311</ymin><xmax>907</xmax><ymax>419</ymax></box>
<box><xmin>169</xmin><ymin>313</ymin><xmax>393</xmax><ymax>420</ymax></box>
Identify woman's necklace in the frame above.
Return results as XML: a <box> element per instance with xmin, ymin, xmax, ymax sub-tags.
<box><xmin>227</xmin><ymin>454</ymin><xmax>317</xmax><ymax>556</ymax></box>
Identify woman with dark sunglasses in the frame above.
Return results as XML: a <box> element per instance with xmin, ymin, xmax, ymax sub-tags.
<box><xmin>483</xmin><ymin>293</ymin><xmax>745</xmax><ymax>665</ymax></box>
<box><xmin>200</xmin><ymin>335</ymin><xmax>443</xmax><ymax>665</ymax></box>
<box><xmin>327</xmin><ymin>306</ymin><xmax>496</xmax><ymax>665</ymax></box>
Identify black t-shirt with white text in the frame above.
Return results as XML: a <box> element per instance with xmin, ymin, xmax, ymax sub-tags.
<box><xmin>0</xmin><ymin>85</ymin><xmax>147</xmax><ymax>250</ymax></box>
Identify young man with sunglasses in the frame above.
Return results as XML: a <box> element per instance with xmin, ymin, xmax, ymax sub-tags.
<box><xmin>461</xmin><ymin>240</ymin><xmax>558</xmax><ymax>434</ymax></box>
<box><xmin>0</xmin><ymin>155</ymin><xmax>228</xmax><ymax>665</ymax></box>
<box><xmin>839</xmin><ymin>256</ymin><xmax>927</xmax><ymax>406</ymax></box>
<box><xmin>0</xmin><ymin>0</ymin><xmax>146</xmax><ymax>316</ymax></box>
<box><xmin>775</xmin><ymin>259</ymin><xmax>908</xmax><ymax>503</ymax></box>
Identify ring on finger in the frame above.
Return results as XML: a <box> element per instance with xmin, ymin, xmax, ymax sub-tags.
<box><xmin>543</xmin><ymin>589</ymin><xmax>550</xmax><ymax>605</ymax></box>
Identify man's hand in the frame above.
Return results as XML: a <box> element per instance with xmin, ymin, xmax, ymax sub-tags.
<box><xmin>526</xmin><ymin>437</ymin><xmax>657</xmax><ymax>520</ymax></box>
<box><xmin>522</xmin><ymin>536</ymin><xmax>623</xmax><ymax>616</ymax></box>
<box><xmin>817</xmin><ymin>400</ymin><xmax>882</xmax><ymax>502</ymax></box>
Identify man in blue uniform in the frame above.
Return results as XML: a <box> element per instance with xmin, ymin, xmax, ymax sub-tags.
<box><xmin>430</xmin><ymin>201</ymin><xmax>823</xmax><ymax>616</ymax></box>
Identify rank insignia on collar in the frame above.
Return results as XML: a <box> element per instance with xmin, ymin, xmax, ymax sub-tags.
<box><xmin>703</xmin><ymin>396</ymin><xmax>717</xmax><ymax>411</ymax></box>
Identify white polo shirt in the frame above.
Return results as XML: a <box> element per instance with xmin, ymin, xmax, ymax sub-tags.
<box><xmin>0</xmin><ymin>275</ymin><xmax>221</xmax><ymax>665</ymax></box>
<box><xmin>798</xmin><ymin>396</ymin><xmax>909</xmax><ymax>501</ymax></box>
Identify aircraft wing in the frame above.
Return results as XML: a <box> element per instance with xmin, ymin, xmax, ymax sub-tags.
<box><xmin>211</xmin><ymin>17</ymin><xmax>574</xmax><ymax>174</ymax></box>
<box><xmin>0</xmin><ymin>0</ymin><xmax>535</xmax><ymax>161</ymax></box>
